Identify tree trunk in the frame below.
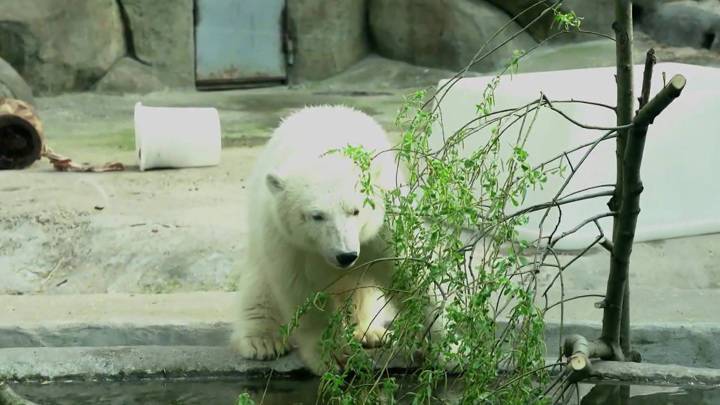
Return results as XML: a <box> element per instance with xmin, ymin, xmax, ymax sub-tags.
<box><xmin>601</xmin><ymin>0</ymin><xmax>634</xmax><ymax>361</ymax></box>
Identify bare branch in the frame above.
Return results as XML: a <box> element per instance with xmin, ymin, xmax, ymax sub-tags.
<box><xmin>541</xmin><ymin>234</ymin><xmax>602</xmax><ymax>299</ymax></box>
<box><xmin>633</xmin><ymin>75</ymin><xmax>686</xmax><ymax>127</ymax></box>
<box><xmin>560</xmin><ymin>184</ymin><xmax>615</xmax><ymax>199</ymax></box>
<box><xmin>506</xmin><ymin>190</ymin><xmax>614</xmax><ymax>220</ymax></box>
<box><xmin>550</xmin><ymin>213</ymin><xmax>614</xmax><ymax>247</ymax></box>
<box><xmin>541</xmin><ymin>94</ymin><xmax>632</xmax><ymax>131</ymax></box>
<box><xmin>599</xmin><ymin>239</ymin><xmax>614</xmax><ymax>253</ymax></box>
<box><xmin>638</xmin><ymin>49</ymin><xmax>657</xmax><ymax>109</ymax></box>
<box><xmin>544</xmin><ymin>294</ymin><xmax>606</xmax><ymax>313</ymax></box>
<box><xmin>552</xmin><ymin>99</ymin><xmax>617</xmax><ymax>112</ymax></box>
<box><xmin>528</xmin><ymin>130</ymin><xmax>617</xmax><ymax>176</ymax></box>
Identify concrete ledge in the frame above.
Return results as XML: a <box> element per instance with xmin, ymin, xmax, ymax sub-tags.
<box><xmin>4</xmin><ymin>320</ymin><xmax>720</xmax><ymax>369</ymax></box>
<box><xmin>2</xmin><ymin>291</ymin><xmax>719</xmax><ymax>380</ymax></box>
<box><xmin>0</xmin><ymin>323</ymin><xmax>229</xmax><ymax>348</ymax></box>
<box><xmin>0</xmin><ymin>292</ymin><xmax>235</xmax><ymax>328</ymax></box>
<box><xmin>0</xmin><ymin>346</ymin><xmax>304</xmax><ymax>381</ymax></box>
<box><xmin>589</xmin><ymin>361</ymin><xmax>720</xmax><ymax>386</ymax></box>
<box><xmin>0</xmin><ymin>292</ymin><xmax>234</xmax><ymax>349</ymax></box>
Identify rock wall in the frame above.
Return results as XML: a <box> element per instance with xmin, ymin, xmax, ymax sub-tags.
<box><xmin>0</xmin><ymin>57</ymin><xmax>33</xmax><ymax>104</ymax></box>
<box><xmin>0</xmin><ymin>0</ymin><xmax>368</xmax><ymax>91</ymax></box>
<box><xmin>369</xmin><ymin>0</ymin><xmax>537</xmax><ymax>72</ymax></box>
<box><xmin>560</xmin><ymin>0</ymin><xmax>616</xmax><ymax>38</ymax></box>
<box><xmin>643</xmin><ymin>1</ymin><xmax>720</xmax><ymax>51</ymax></box>
<box><xmin>117</xmin><ymin>0</ymin><xmax>195</xmax><ymax>88</ymax></box>
<box><xmin>0</xmin><ymin>0</ymin><xmax>717</xmax><ymax>95</ymax></box>
<box><xmin>0</xmin><ymin>0</ymin><xmax>194</xmax><ymax>95</ymax></box>
<box><xmin>485</xmin><ymin>0</ymin><xmax>562</xmax><ymax>42</ymax></box>
<box><xmin>93</xmin><ymin>57</ymin><xmax>165</xmax><ymax>94</ymax></box>
<box><xmin>0</xmin><ymin>0</ymin><xmax>126</xmax><ymax>95</ymax></box>
<box><xmin>286</xmin><ymin>0</ymin><xmax>369</xmax><ymax>82</ymax></box>
<box><xmin>486</xmin><ymin>0</ymin><xmax>720</xmax><ymax>56</ymax></box>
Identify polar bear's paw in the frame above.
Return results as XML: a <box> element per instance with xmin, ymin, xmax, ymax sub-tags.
<box><xmin>298</xmin><ymin>346</ymin><xmax>344</xmax><ymax>376</ymax></box>
<box><xmin>232</xmin><ymin>335</ymin><xmax>291</xmax><ymax>360</ymax></box>
<box><xmin>354</xmin><ymin>325</ymin><xmax>390</xmax><ymax>348</ymax></box>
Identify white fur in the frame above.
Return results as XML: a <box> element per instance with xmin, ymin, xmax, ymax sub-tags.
<box><xmin>231</xmin><ymin>106</ymin><xmax>402</xmax><ymax>375</ymax></box>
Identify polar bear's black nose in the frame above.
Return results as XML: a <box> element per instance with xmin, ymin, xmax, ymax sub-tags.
<box><xmin>336</xmin><ymin>252</ymin><xmax>358</xmax><ymax>267</ymax></box>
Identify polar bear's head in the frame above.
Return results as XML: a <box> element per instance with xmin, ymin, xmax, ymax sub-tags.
<box><xmin>265</xmin><ymin>155</ymin><xmax>386</xmax><ymax>269</ymax></box>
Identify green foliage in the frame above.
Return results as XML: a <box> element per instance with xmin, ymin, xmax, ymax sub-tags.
<box><xmin>236</xmin><ymin>392</ymin><xmax>256</xmax><ymax>405</ymax></box>
<box><xmin>507</xmin><ymin>50</ymin><xmax>526</xmax><ymax>77</ymax></box>
<box><xmin>552</xmin><ymin>9</ymin><xmax>584</xmax><ymax>31</ymax></box>
<box><xmin>280</xmin><ymin>291</ymin><xmax>330</xmax><ymax>344</ymax></box>
<box><xmin>281</xmin><ymin>3</ymin><xmax>585</xmax><ymax>396</ymax></box>
<box><xmin>284</xmin><ymin>64</ymin><xmax>565</xmax><ymax>402</ymax></box>
<box><xmin>379</xmin><ymin>85</ymin><xmax>556</xmax><ymax>404</ymax></box>
<box><xmin>326</xmin><ymin>145</ymin><xmax>378</xmax><ymax>209</ymax></box>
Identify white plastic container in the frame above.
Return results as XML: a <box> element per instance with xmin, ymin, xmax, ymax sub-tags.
<box><xmin>134</xmin><ymin>102</ymin><xmax>222</xmax><ymax>171</ymax></box>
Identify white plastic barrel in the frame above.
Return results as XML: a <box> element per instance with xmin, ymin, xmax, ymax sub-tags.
<box><xmin>134</xmin><ymin>102</ymin><xmax>222</xmax><ymax>171</ymax></box>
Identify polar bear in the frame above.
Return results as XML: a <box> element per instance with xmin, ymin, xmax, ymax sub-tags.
<box><xmin>231</xmin><ymin>105</ymin><xmax>403</xmax><ymax>375</ymax></box>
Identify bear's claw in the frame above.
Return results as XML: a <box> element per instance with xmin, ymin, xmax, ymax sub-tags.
<box><xmin>233</xmin><ymin>335</ymin><xmax>291</xmax><ymax>360</ymax></box>
<box><xmin>354</xmin><ymin>325</ymin><xmax>390</xmax><ymax>348</ymax></box>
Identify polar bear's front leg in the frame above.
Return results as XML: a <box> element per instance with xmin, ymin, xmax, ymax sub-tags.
<box><xmin>352</xmin><ymin>285</ymin><xmax>395</xmax><ymax>348</ymax></box>
<box><xmin>289</xmin><ymin>306</ymin><xmax>348</xmax><ymax>376</ymax></box>
<box><xmin>231</xmin><ymin>272</ymin><xmax>291</xmax><ymax>360</ymax></box>
<box><xmin>294</xmin><ymin>326</ymin><xmax>337</xmax><ymax>375</ymax></box>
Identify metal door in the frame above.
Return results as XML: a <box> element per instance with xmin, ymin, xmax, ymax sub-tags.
<box><xmin>195</xmin><ymin>0</ymin><xmax>286</xmax><ymax>89</ymax></box>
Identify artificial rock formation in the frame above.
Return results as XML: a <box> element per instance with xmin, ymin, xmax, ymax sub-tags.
<box><xmin>93</xmin><ymin>57</ymin><xmax>165</xmax><ymax>94</ymax></box>
<box><xmin>0</xmin><ymin>0</ymin><xmax>125</xmax><ymax>94</ymax></box>
<box><xmin>369</xmin><ymin>0</ymin><xmax>537</xmax><ymax>73</ymax></box>
<box><xmin>0</xmin><ymin>57</ymin><xmax>33</xmax><ymax>104</ymax></box>
<box><xmin>118</xmin><ymin>0</ymin><xmax>195</xmax><ymax>88</ymax></box>
<box><xmin>287</xmin><ymin>0</ymin><xmax>370</xmax><ymax>81</ymax></box>
<box><xmin>644</xmin><ymin>0</ymin><xmax>720</xmax><ymax>51</ymax></box>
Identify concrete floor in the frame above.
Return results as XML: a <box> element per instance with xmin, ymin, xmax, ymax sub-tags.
<box><xmin>1</xmin><ymin>56</ymin><xmax>455</xmax><ymax>295</ymax></box>
<box><xmin>1</xmin><ymin>49</ymin><xmax>719</xmax><ymax>379</ymax></box>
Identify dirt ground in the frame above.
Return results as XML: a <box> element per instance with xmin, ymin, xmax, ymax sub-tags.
<box><xmin>2</xmin><ymin>48</ymin><xmax>720</xmax><ymax>295</ymax></box>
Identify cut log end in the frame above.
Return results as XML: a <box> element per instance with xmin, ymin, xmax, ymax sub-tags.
<box><xmin>0</xmin><ymin>114</ymin><xmax>42</xmax><ymax>170</ymax></box>
<box><xmin>569</xmin><ymin>354</ymin><xmax>590</xmax><ymax>371</ymax></box>
<box><xmin>669</xmin><ymin>74</ymin><xmax>687</xmax><ymax>92</ymax></box>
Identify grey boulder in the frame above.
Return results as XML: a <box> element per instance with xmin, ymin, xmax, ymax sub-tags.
<box><xmin>118</xmin><ymin>0</ymin><xmax>195</xmax><ymax>88</ymax></box>
<box><xmin>0</xmin><ymin>56</ymin><xmax>33</xmax><ymax>104</ymax></box>
<box><xmin>94</xmin><ymin>57</ymin><xmax>165</xmax><ymax>95</ymax></box>
<box><xmin>644</xmin><ymin>0</ymin><xmax>720</xmax><ymax>51</ymax></box>
<box><xmin>0</xmin><ymin>0</ymin><xmax>125</xmax><ymax>94</ymax></box>
<box><xmin>369</xmin><ymin>0</ymin><xmax>537</xmax><ymax>72</ymax></box>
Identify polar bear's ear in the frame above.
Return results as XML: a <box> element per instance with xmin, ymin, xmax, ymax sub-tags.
<box><xmin>266</xmin><ymin>173</ymin><xmax>285</xmax><ymax>195</ymax></box>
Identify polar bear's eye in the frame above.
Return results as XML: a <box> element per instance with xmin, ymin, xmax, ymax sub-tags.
<box><xmin>352</xmin><ymin>209</ymin><xmax>360</xmax><ymax>216</ymax></box>
<box><xmin>310</xmin><ymin>212</ymin><xmax>326</xmax><ymax>221</ymax></box>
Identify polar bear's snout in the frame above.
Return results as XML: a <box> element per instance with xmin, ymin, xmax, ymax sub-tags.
<box><xmin>335</xmin><ymin>251</ymin><xmax>359</xmax><ymax>268</ymax></box>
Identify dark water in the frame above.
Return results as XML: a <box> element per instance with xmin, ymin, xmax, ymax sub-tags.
<box><xmin>11</xmin><ymin>376</ymin><xmax>318</xmax><ymax>405</ymax></box>
<box><xmin>10</xmin><ymin>377</ymin><xmax>720</xmax><ymax>405</ymax></box>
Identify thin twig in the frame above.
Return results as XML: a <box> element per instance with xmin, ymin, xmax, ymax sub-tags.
<box><xmin>506</xmin><ymin>190</ymin><xmax>614</xmax><ymax>220</ymax></box>
<box><xmin>544</xmin><ymin>294</ymin><xmax>606</xmax><ymax>313</ymax></box>
<box><xmin>541</xmin><ymin>95</ymin><xmax>632</xmax><ymax>131</ymax></box>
